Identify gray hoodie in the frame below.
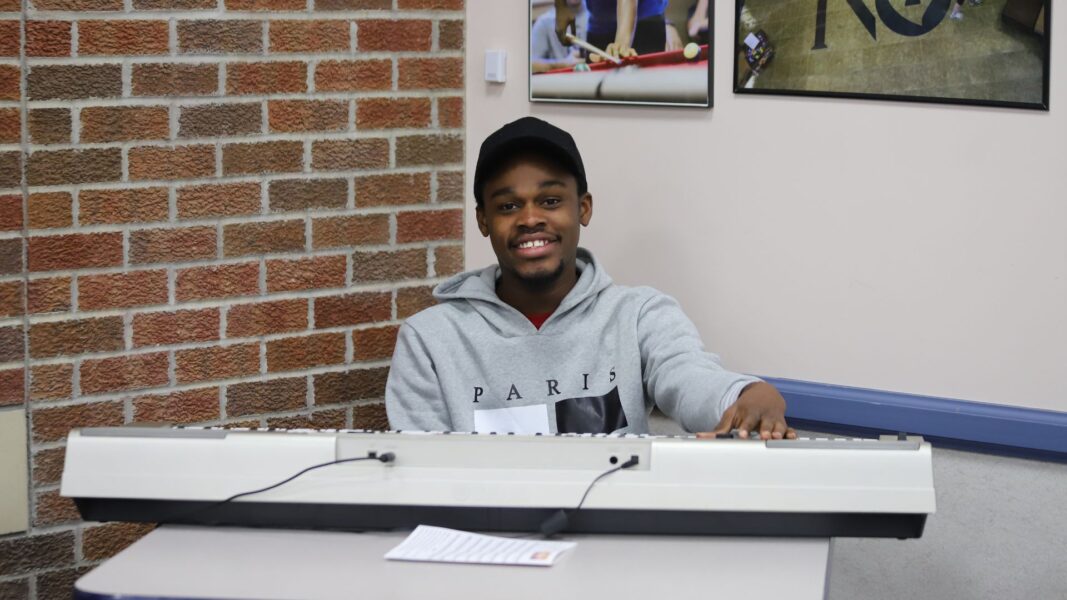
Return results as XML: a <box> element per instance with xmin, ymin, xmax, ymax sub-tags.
<box><xmin>385</xmin><ymin>248</ymin><xmax>759</xmax><ymax>434</ymax></box>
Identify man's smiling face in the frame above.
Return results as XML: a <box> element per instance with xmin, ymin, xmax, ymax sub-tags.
<box><xmin>476</xmin><ymin>152</ymin><xmax>592</xmax><ymax>288</ymax></box>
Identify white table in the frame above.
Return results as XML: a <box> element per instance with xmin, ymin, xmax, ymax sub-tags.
<box><xmin>75</xmin><ymin>526</ymin><xmax>831</xmax><ymax>599</ymax></box>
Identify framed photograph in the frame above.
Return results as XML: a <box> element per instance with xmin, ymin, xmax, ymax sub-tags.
<box><xmin>733</xmin><ymin>0</ymin><xmax>1051</xmax><ymax>110</ymax></box>
<box><xmin>529</xmin><ymin>0</ymin><xmax>714</xmax><ymax>107</ymax></box>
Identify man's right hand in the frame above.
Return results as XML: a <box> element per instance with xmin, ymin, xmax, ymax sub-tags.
<box><xmin>555</xmin><ymin>1</ymin><xmax>577</xmax><ymax>45</ymax></box>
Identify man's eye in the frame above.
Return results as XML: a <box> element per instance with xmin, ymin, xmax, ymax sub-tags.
<box><xmin>499</xmin><ymin>202</ymin><xmax>518</xmax><ymax>212</ymax></box>
<box><xmin>542</xmin><ymin>197</ymin><xmax>561</xmax><ymax>207</ymax></box>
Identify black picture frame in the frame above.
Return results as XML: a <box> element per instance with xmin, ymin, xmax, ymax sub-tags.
<box><xmin>732</xmin><ymin>0</ymin><xmax>1051</xmax><ymax>110</ymax></box>
<box><xmin>529</xmin><ymin>0</ymin><xmax>714</xmax><ymax>108</ymax></box>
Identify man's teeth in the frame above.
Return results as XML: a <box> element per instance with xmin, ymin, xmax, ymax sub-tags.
<box><xmin>518</xmin><ymin>240</ymin><xmax>550</xmax><ymax>249</ymax></box>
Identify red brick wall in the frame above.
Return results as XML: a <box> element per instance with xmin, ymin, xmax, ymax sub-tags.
<box><xmin>0</xmin><ymin>0</ymin><xmax>464</xmax><ymax>596</ymax></box>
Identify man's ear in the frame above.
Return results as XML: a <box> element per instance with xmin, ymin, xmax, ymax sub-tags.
<box><xmin>476</xmin><ymin>205</ymin><xmax>490</xmax><ymax>237</ymax></box>
<box><xmin>579</xmin><ymin>193</ymin><xmax>593</xmax><ymax>227</ymax></box>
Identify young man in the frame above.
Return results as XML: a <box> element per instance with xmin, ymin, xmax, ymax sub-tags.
<box><xmin>386</xmin><ymin>117</ymin><xmax>795</xmax><ymax>440</ymax></box>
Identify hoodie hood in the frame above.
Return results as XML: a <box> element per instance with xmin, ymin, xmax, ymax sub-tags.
<box><xmin>432</xmin><ymin>247</ymin><xmax>613</xmax><ymax>336</ymax></box>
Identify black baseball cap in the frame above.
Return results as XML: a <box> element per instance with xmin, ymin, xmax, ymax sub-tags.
<box><xmin>473</xmin><ymin>117</ymin><xmax>587</xmax><ymax>206</ymax></box>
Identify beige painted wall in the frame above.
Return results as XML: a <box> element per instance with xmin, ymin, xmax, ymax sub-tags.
<box><xmin>464</xmin><ymin>0</ymin><xmax>1066</xmax><ymax>411</ymax></box>
<box><xmin>0</xmin><ymin>408</ymin><xmax>28</xmax><ymax>534</ymax></box>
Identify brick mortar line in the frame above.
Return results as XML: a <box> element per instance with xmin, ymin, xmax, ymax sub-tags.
<box><xmin>430</xmin><ymin>89</ymin><xmax>438</xmax><ymax>127</ymax></box>
<box><xmin>25</xmin><ymin>273</ymin><xmax>443</xmax><ymax>320</ymax></box>
<box><xmin>70</xmin><ymin>105</ymin><xmax>82</xmax><ymax>144</ymax></box>
<box><xmin>25</xmin><ymin>309</ymin><xmax>422</xmax><ymax>341</ymax></box>
<box><xmin>257</xmin><ymin>257</ymin><xmax>267</xmax><ymax>295</ymax></box>
<box><xmin>345</xmin><ymin>174</ymin><xmax>356</xmax><ymax>209</ymax></box>
<box><xmin>23</xmin><ymin>332</ymin><xmax>402</xmax><ymax>373</ymax></box>
<box><xmin>258</xmin><ymin>98</ymin><xmax>268</xmax><ymax>135</ymax></box>
<box><xmin>18</xmin><ymin>241</ymin><xmax>456</xmax><ymax>270</ymax></box>
<box><xmin>122</xmin><ymin>312</ymin><xmax>132</xmax><ymax>350</ymax></box>
<box><xmin>430</xmin><ymin>168</ymin><xmax>442</xmax><ymax>203</ymax></box>
<box><xmin>69</xmin><ymin>272</ymin><xmax>80</xmax><ymax>312</ymax></box>
<box><xmin>19</xmin><ymin>256</ymin><xmax>458</xmax><ymax>292</ymax></box>
<box><xmin>123</xmin><ymin>390</ymin><xmax>133</xmax><ymax>422</ymax></box>
<box><xmin>166</xmin><ymin>186</ymin><xmax>178</xmax><ymax>221</ymax></box>
<box><xmin>168</xmin><ymin>18</ymin><xmax>178</xmax><ymax>57</ymax></box>
<box><xmin>25</xmin><ymin>128</ymin><xmax>461</xmax><ymax>150</ymax></box>
<box><xmin>28</xmin><ymin>438</ymin><xmax>66</xmax><ymax>454</ymax></box>
<box><xmin>24</xmin><ymin>95</ymin><xmax>453</xmax><ymax>112</ymax></box>
<box><xmin>167</xmin><ymin>349</ymin><xmax>176</xmax><ymax>388</ymax></box>
<box><xmin>23</xmin><ymin>10</ymin><xmax>463</xmax><ymax>19</ymax></box>
<box><xmin>17</xmin><ymin>242</ymin><xmax>459</xmax><ymax>281</ymax></box>
<box><xmin>258</xmin><ymin>337</ymin><xmax>266</xmax><ymax>374</ymax></box>
<box><xmin>21</xmin><ymin>203</ymin><xmax>463</xmax><ymax>229</ymax></box>
<box><xmin>18</xmin><ymin>196</ymin><xmax>464</xmax><ymax>220</ymax></box>
<box><xmin>17</xmin><ymin>518</ymin><xmax>153</xmax><ymax>546</ymax></box>
<box><xmin>0</xmin><ymin>519</ymin><xmax>78</xmax><ymax>538</ymax></box>
<box><xmin>218</xmin><ymin>304</ymin><xmax>228</xmax><ymax>339</ymax></box>
<box><xmin>258</xmin><ymin>179</ymin><xmax>269</xmax><ymax>214</ymax></box>
<box><xmin>23</xmin><ymin>50</ymin><xmax>463</xmax><ymax>65</ymax></box>
<box><xmin>71</xmin><ymin>356</ymin><xmax>82</xmax><ymax>398</ymax></box>
<box><xmin>27</xmin><ymin>175</ymin><xmax>464</xmax><ymax>197</ymax></box>
<box><xmin>212</xmin><ymin>139</ymin><xmax>223</xmax><ymax>178</ymax></box>
<box><xmin>26</xmin><ymin>315</ymin><xmax>421</xmax><ymax>346</ymax></box>
<box><xmin>120</xmin><ymin>226</ymin><xmax>129</xmax><ymax>265</ymax></box>
<box><xmin>70</xmin><ymin>20</ymin><xmax>79</xmax><ymax>58</ymax></box>
<box><xmin>166</xmin><ymin>267</ymin><xmax>176</xmax><ymax>306</ymax></box>
<box><xmin>26</xmin><ymin>158</ymin><xmax>462</xmax><ymax>186</ymax></box>
<box><xmin>27</xmin><ymin>358</ymin><xmax>392</xmax><ymax>408</ymax></box>
<box><xmin>260</xmin><ymin>20</ymin><xmax>270</xmax><ymax>59</ymax></box>
<box><xmin>306</xmin><ymin>57</ymin><xmax>316</xmax><ymax>94</ymax></box>
<box><xmin>218</xmin><ymin>384</ymin><xmax>227</xmax><ymax>420</ymax></box>
<box><xmin>168</xmin><ymin>99</ymin><xmax>180</xmax><ymax>142</ymax></box>
<box><xmin>120</xmin><ymin>61</ymin><xmax>132</xmax><ymax>97</ymax></box>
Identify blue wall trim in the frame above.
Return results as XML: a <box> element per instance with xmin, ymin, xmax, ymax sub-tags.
<box><xmin>763</xmin><ymin>377</ymin><xmax>1067</xmax><ymax>460</ymax></box>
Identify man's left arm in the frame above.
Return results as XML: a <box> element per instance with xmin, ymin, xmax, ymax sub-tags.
<box><xmin>636</xmin><ymin>293</ymin><xmax>795</xmax><ymax>438</ymax></box>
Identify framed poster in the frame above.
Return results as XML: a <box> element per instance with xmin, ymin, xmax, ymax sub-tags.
<box><xmin>733</xmin><ymin>0</ymin><xmax>1050</xmax><ymax>110</ymax></box>
<box><xmin>530</xmin><ymin>0</ymin><xmax>714</xmax><ymax>107</ymax></box>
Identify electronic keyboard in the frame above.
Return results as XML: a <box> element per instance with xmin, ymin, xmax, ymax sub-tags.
<box><xmin>61</xmin><ymin>427</ymin><xmax>935</xmax><ymax>538</ymax></box>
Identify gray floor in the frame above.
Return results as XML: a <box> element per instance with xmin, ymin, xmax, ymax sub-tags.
<box><xmin>648</xmin><ymin>414</ymin><xmax>1067</xmax><ymax>598</ymax></box>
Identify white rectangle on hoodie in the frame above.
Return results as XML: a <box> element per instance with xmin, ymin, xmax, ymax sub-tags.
<box><xmin>474</xmin><ymin>405</ymin><xmax>551</xmax><ymax>434</ymax></box>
